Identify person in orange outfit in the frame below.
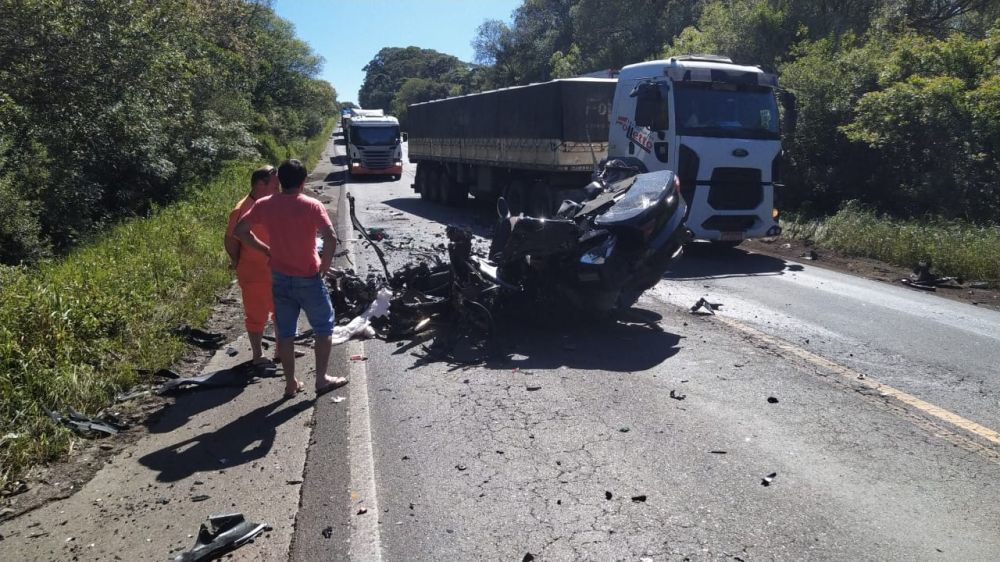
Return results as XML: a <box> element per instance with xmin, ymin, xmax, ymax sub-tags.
<box><xmin>235</xmin><ymin>159</ymin><xmax>345</xmax><ymax>399</ymax></box>
<box><xmin>225</xmin><ymin>165</ymin><xmax>282</xmax><ymax>365</ymax></box>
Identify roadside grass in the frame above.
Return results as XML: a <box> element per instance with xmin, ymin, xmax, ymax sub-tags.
<box><xmin>0</xmin><ymin>120</ymin><xmax>336</xmax><ymax>488</ymax></box>
<box><xmin>781</xmin><ymin>201</ymin><xmax>1000</xmax><ymax>284</ymax></box>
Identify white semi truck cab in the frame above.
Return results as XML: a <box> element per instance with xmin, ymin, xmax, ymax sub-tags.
<box><xmin>346</xmin><ymin>112</ymin><xmax>404</xmax><ymax>180</ymax></box>
<box><xmin>609</xmin><ymin>55</ymin><xmax>783</xmax><ymax>242</ymax></box>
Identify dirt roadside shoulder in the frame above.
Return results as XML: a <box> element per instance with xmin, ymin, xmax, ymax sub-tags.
<box><xmin>0</xmin><ymin>143</ymin><xmax>346</xmax><ymax>561</ymax></box>
<box><xmin>742</xmin><ymin>237</ymin><xmax>1000</xmax><ymax>311</ymax></box>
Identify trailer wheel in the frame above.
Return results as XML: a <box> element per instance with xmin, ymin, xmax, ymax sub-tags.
<box><xmin>503</xmin><ymin>180</ymin><xmax>528</xmax><ymax>215</ymax></box>
<box><xmin>441</xmin><ymin>172</ymin><xmax>468</xmax><ymax>206</ymax></box>
<box><xmin>429</xmin><ymin>167</ymin><xmax>445</xmax><ymax>202</ymax></box>
<box><xmin>527</xmin><ymin>185</ymin><xmax>554</xmax><ymax>218</ymax></box>
<box><xmin>415</xmin><ymin>164</ymin><xmax>430</xmax><ymax>199</ymax></box>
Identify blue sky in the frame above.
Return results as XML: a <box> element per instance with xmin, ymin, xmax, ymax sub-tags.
<box><xmin>273</xmin><ymin>0</ymin><xmax>521</xmax><ymax>105</ymax></box>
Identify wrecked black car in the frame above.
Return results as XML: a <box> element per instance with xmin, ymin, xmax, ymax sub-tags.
<box><xmin>485</xmin><ymin>162</ymin><xmax>690</xmax><ymax>312</ymax></box>
<box><xmin>332</xmin><ymin>160</ymin><xmax>690</xmax><ymax>352</ymax></box>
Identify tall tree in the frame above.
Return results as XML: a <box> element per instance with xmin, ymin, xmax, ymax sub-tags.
<box><xmin>358</xmin><ymin>47</ymin><xmax>469</xmax><ymax>111</ymax></box>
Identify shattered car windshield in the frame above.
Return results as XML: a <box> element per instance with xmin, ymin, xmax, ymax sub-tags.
<box><xmin>675</xmin><ymin>82</ymin><xmax>779</xmax><ymax>140</ymax></box>
<box><xmin>350</xmin><ymin>125</ymin><xmax>400</xmax><ymax>146</ymax></box>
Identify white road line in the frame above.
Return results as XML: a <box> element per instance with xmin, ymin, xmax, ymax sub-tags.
<box><xmin>343</xmin><ymin>185</ymin><xmax>384</xmax><ymax>562</ymax></box>
<box><xmin>346</xmin><ymin>338</ymin><xmax>383</xmax><ymax>561</ymax></box>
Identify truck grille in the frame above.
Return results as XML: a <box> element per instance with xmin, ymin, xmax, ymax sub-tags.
<box><xmin>707</xmin><ymin>168</ymin><xmax>763</xmax><ymax>210</ymax></box>
<box><xmin>360</xmin><ymin>148</ymin><xmax>393</xmax><ymax>169</ymax></box>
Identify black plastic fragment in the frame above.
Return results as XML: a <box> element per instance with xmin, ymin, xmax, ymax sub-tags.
<box><xmin>900</xmin><ymin>260</ymin><xmax>961</xmax><ymax>291</ymax></box>
<box><xmin>156</xmin><ymin>361</ymin><xmax>256</xmax><ymax>394</ymax></box>
<box><xmin>322</xmin><ymin>526</ymin><xmax>333</xmax><ymax>539</ymax></box>
<box><xmin>631</xmin><ymin>495</ymin><xmax>647</xmax><ymax>503</ymax></box>
<box><xmin>690</xmin><ymin>297</ymin><xmax>722</xmax><ymax>315</ymax></box>
<box><xmin>605</xmin><ymin>491</ymin><xmax>612</xmax><ymax>500</ymax></box>
<box><xmin>767</xmin><ymin>396</ymin><xmax>779</xmax><ymax>404</ymax></box>
<box><xmin>46</xmin><ymin>408</ymin><xmax>126</xmax><ymax>436</ymax></box>
<box><xmin>761</xmin><ymin>472</ymin><xmax>777</xmax><ymax>486</ymax></box>
<box><xmin>669</xmin><ymin>389</ymin><xmax>686</xmax><ymax>400</ymax></box>
<box><xmin>173</xmin><ymin>325</ymin><xmax>226</xmax><ymax>349</ymax></box>
<box><xmin>173</xmin><ymin>512</ymin><xmax>268</xmax><ymax>562</ymax></box>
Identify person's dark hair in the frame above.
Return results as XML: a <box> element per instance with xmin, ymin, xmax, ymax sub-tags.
<box><xmin>277</xmin><ymin>159</ymin><xmax>307</xmax><ymax>191</ymax></box>
<box><xmin>250</xmin><ymin>165</ymin><xmax>276</xmax><ymax>186</ymax></box>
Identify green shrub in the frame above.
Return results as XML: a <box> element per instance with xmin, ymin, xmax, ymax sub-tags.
<box><xmin>783</xmin><ymin>201</ymin><xmax>1000</xmax><ymax>282</ymax></box>
<box><xmin>0</xmin><ymin>163</ymin><xmax>248</xmax><ymax>487</ymax></box>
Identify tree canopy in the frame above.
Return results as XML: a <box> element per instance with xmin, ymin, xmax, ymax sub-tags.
<box><xmin>0</xmin><ymin>0</ymin><xmax>338</xmax><ymax>265</ymax></box>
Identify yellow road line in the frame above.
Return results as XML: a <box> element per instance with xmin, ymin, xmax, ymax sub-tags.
<box><xmin>711</xmin><ymin>314</ymin><xmax>1000</xmax><ymax>456</ymax></box>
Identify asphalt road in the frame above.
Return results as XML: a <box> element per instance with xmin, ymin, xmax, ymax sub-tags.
<box><xmin>322</xmin><ymin>136</ymin><xmax>1000</xmax><ymax>561</ymax></box>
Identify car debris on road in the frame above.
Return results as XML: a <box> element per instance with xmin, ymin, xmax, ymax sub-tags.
<box><xmin>172</xmin><ymin>326</ymin><xmax>225</xmax><ymax>349</ymax></box>
<box><xmin>45</xmin><ymin>407</ymin><xmax>127</xmax><ymax>437</ymax></box>
<box><xmin>325</xmin><ymin>171</ymin><xmax>690</xmax><ymax>362</ymax></box>
<box><xmin>900</xmin><ymin>260</ymin><xmax>961</xmax><ymax>291</ymax></box>
<box><xmin>690</xmin><ymin>298</ymin><xmax>723</xmax><ymax>315</ymax></box>
<box><xmin>173</xmin><ymin>512</ymin><xmax>269</xmax><ymax>562</ymax></box>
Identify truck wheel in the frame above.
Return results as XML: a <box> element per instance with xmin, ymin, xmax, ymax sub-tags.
<box><xmin>451</xmin><ymin>181</ymin><xmax>469</xmax><ymax>206</ymax></box>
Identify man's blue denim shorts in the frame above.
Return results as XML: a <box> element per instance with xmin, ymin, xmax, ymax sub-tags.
<box><xmin>271</xmin><ymin>272</ymin><xmax>334</xmax><ymax>339</ymax></box>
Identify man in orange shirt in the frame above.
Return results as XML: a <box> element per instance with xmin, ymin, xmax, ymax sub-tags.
<box><xmin>225</xmin><ymin>165</ymin><xmax>282</xmax><ymax>366</ymax></box>
<box><xmin>234</xmin><ymin>159</ymin><xmax>346</xmax><ymax>398</ymax></box>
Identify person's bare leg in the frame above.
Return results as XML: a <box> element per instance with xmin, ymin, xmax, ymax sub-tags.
<box><xmin>249</xmin><ymin>331</ymin><xmax>264</xmax><ymax>362</ymax></box>
<box><xmin>278</xmin><ymin>336</ymin><xmax>301</xmax><ymax>396</ymax></box>
<box><xmin>314</xmin><ymin>334</ymin><xmax>347</xmax><ymax>390</ymax></box>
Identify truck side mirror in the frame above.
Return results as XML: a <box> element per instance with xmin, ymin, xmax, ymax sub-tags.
<box><xmin>779</xmin><ymin>91</ymin><xmax>797</xmax><ymax>135</ymax></box>
<box><xmin>629</xmin><ymin>82</ymin><xmax>662</xmax><ymax>100</ymax></box>
<box><xmin>401</xmin><ymin>132</ymin><xmax>408</xmax><ymax>142</ymax></box>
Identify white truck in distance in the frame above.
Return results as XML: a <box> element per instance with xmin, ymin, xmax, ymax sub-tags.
<box><xmin>344</xmin><ymin>109</ymin><xmax>404</xmax><ymax>180</ymax></box>
<box><xmin>408</xmin><ymin>55</ymin><xmax>793</xmax><ymax>244</ymax></box>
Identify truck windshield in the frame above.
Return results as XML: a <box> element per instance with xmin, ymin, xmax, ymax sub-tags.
<box><xmin>675</xmin><ymin>82</ymin><xmax>780</xmax><ymax>140</ymax></box>
<box><xmin>350</xmin><ymin>125</ymin><xmax>400</xmax><ymax>146</ymax></box>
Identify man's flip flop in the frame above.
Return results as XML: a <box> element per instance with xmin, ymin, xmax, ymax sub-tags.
<box><xmin>283</xmin><ymin>381</ymin><xmax>305</xmax><ymax>399</ymax></box>
<box><xmin>315</xmin><ymin>378</ymin><xmax>349</xmax><ymax>397</ymax></box>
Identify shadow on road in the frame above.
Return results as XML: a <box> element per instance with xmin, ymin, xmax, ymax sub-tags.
<box><xmin>145</xmin><ymin>384</ymin><xmax>247</xmax><ymax>435</ymax></box>
<box><xmin>139</xmin><ymin>397</ymin><xmax>314</xmax><ymax>482</ymax></box>
<box><xmin>396</xmin><ymin>308</ymin><xmax>681</xmax><ymax>373</ymax></box>
<box><xmin>665</xmin><ymin>246</ymin><xmax>792</xmax><ymax>280</ymax></box>
<box><xmin>489</xmin><ymin>310</ymin><xmax>681</xmax><ymax>372</ymax></box>
<box><xmin>323</xmin><ymin>170</ymin><xmax>346</xmax><ymax>186</ymax></box>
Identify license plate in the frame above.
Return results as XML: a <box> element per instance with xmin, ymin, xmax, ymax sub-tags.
<box><xmin>720</xmin><ymin>231</ymin><xmax>744</xmax><ymax>241</ymax></box>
